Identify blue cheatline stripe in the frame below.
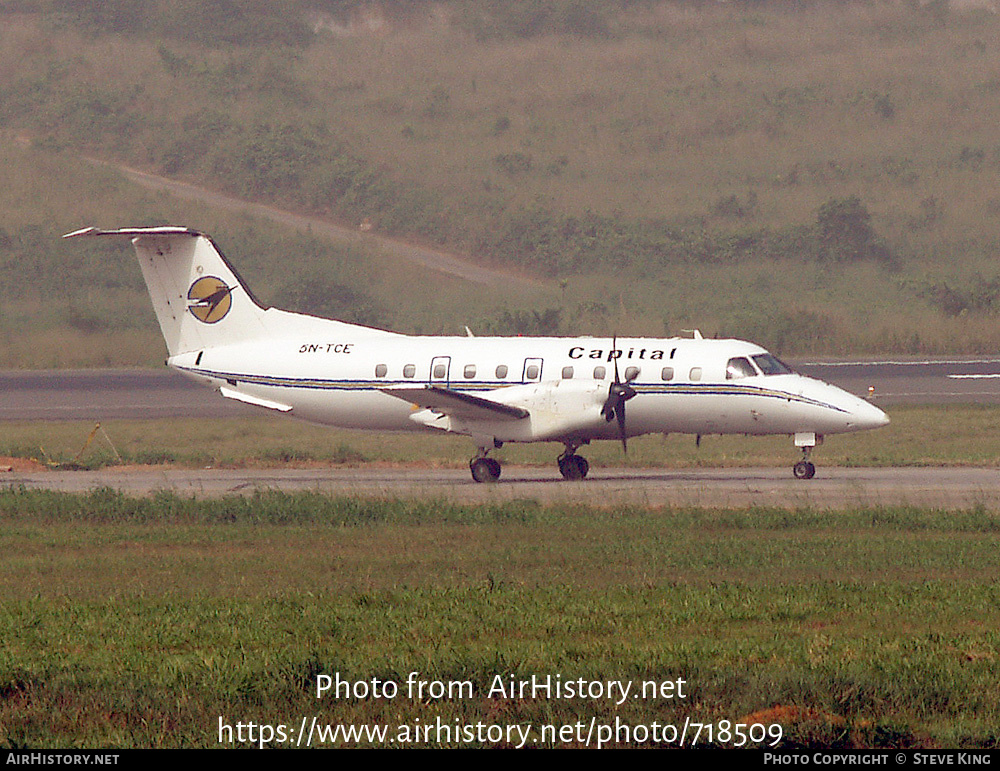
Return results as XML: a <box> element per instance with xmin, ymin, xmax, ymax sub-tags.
<box><xmin>179</xmin><ymin>366</ymin><xmax>849</xmax><ymax>414</ymax></box>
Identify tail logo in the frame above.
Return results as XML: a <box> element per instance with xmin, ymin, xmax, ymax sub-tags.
<box><xmin>187</xmin><ymin>277</ymin><xmax>232</xmax><ymax>323</ymax></box>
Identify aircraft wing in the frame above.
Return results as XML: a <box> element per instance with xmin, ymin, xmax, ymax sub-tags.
<box><xmin>380</xmin><ymin>385</ymin><xmax>529</xmax><ymax>422</ymax></box>
<box><xmin>220</xmin><ymin>386</ymin><xmax>293</xmax><ymax>413</ymax></box>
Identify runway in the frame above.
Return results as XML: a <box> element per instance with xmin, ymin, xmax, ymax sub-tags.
<box><xmin>3</xmin><ymin>465</ymin><xmax>999</xmax><ymax>509</ymax></box>
<box><xmin>796</xmin><ymin>357</ymin><xmax>1000</xmax><ymax>404</ymax></box>
<box><xmin>0</xmin><ymin>368</ymin><xmax>255</xmax><ymax>420</ymax></box>
<box><xmin>3</xmin><ymin>359</ymin><xmax>1000</xmax><ymax>507</ymax></box>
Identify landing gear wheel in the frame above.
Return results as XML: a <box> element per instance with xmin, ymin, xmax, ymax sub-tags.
<box><xmin>793</xmin><ymin>460</ymin><xmax>816</xmax><ymax>480</ymax></box>
<box><xmin>470</xmin><ymin>457</ymin><xmax>501</xmax><ymax>483</ymax></box>
<box><xmin>558</xmin><ymin>454</ymin><xmax>589</xmax><ymax>481</ymax></box>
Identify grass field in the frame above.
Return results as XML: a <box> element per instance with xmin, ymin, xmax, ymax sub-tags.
<box><xmin>1</xmin><ymin>403</ymin><xmax>998</xmax><ymax>471</ymax></box>
<box><xmin>2</xmin><ymin>491</ymin><xmax>1000</xmax><ymax>748</ymax></box>
<box><xmin>1</xmin><ymin>405</ymin><xmax>1000</xmax><ymax>747</ymax></box>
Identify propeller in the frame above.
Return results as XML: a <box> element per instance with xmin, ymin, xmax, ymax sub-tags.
<box><xmin>600</xmin><ymin>336</ymin><xmax>637</xmax><ymax>452</ymax></box>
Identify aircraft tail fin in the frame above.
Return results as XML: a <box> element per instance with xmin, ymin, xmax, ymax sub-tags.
<box><xmin>64</xmin><ymin>226</ymin><xmax>269</xmax><ymax>356</ymax></box>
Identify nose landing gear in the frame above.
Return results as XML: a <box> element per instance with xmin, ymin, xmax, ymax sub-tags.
<box><xmin>792</xmin><ymin>433</ymin><xmax>821</xmax><ymax>480</ymax></box>
<box><xmin>793</xmin><ymin>456</ymin><xmax>816</xmax><ymax>480</ymax></box>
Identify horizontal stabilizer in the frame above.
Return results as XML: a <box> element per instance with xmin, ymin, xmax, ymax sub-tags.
<box><xmin>63</xmin><ymin>226</ymin><xmax>203</xmax><ymax>239</ymax></box>
<box><xmin>381</xmin><ymin>385</ymin><xmax>529</xmax><ymax>422</ymax></box>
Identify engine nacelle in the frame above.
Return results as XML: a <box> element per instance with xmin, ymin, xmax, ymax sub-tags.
<box><xmin>409</xmin><ymin>379</ymin><xmax>609</xmax><ymax>442</ymax></box>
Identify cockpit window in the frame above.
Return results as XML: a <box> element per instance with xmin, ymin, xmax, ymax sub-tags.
<box><xmin>752</xmin><ymin>353</ymin><xmax>793</xmax><ymax>376</ymax></box>
<box><xmin>726</xmin><ymin>357</ymin><xmax>757</xmax><ymax>379</ymax></box>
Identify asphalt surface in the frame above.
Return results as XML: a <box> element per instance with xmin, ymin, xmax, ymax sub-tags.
<box><xmin>2</xmin><ymin>466</ymin><xmax>998</xmax><ymax>509</ymax></box>
<box><xmin>3</xmin><ymin>359</ymin><xmax>1000</xmax><ymax>506</ymax></box>
<box><xmin>0</xmin><ymin>368</ymin><xmax>254</xmax><ymax>421</ymax></box>
<box><xmin>796</xmin><ymin>357</ymin><xmax>1000</xmax><ymax>404</ymax></box>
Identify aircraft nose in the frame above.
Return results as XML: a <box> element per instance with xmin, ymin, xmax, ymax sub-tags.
<box><xmin>847</xmin><ymin>396</ymin><xmax>890</xmax><ymax>431</ymax></box>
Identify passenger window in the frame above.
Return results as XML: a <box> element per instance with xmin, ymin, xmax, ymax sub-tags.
<box><xmin>561</xmin><ymin>366</ymin><xmax>574</xmax><ymax>379</ymax></box>
<box><xmin>525</xmin><ymin>364</ymin><xmax>539</xmax><ymax>380</ymax></box>
<box><xmin>689</xmin><ymin>367</ymin><xmax>702</xmax><ymax>381</ymax></box>
<box><xmin>593</xmin><ymin>366</ymin><xmax>606</xmax><ymax>380</ymax></box>
<box><xmin>661</xmin><ymin>367</ymin><xmax>674</xmax><ymax>381</ymax></box>
<box><xmin>726</xmin><ymin>357</ymin><xmax>757</xmax><ymax>380</ymax></box>
<box><xmin>433</xmin><ymin>364</ymin><xmax>447</xmax><ymax>379</ymax></box>
<box><xmin>403</xmin><ymin>364</ymin><xmax>416</xmax><ymax>379</ymax></box>
<box><xmin>464</xmin><ymin>364</ymin><xmax>476</xmax><ymax>379</ymax></box>
<box><xmin>375</xmin><ymin>364</ymin><xmax>388</xmax><ymax>378</ymax></box>
<box><xmin>496</xmin><ymin>364</ymin><xmax>508</xmax><ymax>379</ymax></box>
<box><xmin>624</xmin><ymin>366</ymin><xmax>640</xmax><ymax>382</ymax></box>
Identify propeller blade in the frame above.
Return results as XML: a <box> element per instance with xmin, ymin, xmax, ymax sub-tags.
<box><xmin>616</xmin><ymin>392</ymin><xmax>628</xmax><ymax>452</ymax></box>
<box><xmin>601</xmin><ymin>334</ymin><xmax>620</xmax><ymax>421</ymax></box>
<box><xmin>615</xmin><ymin>383</ymin><xmax>637</xmax><ymax>451</ymax></box>
<box><xmin>600</xmin><ymin>335</ymin><xmax>637</xmax><ymax>451</ymax></box>
<box><xmin>612</xmin><ymin>337</ymin><xmax>622</xmax><ymax>381</ymax></box>
<box><xmin>601</xmin><ymin>384</ymin><xmax>616</xmax><ymax>421</ymax></box>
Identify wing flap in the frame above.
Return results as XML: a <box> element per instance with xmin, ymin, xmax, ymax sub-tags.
<box><xmin>381</xmin><ymin>385</ymin><xmax>529</xmax><ymax>422</ymax></box>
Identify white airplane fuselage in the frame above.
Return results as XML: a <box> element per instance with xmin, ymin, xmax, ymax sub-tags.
<box><xmin>167</xmin><ymin>326</ymin><xmax>887</xmax><ymax>443</ymax></box>
<box><xmin>63</xmin><ymin>226</ymin><xmax>889</xmax><ymax>481</ymax></box>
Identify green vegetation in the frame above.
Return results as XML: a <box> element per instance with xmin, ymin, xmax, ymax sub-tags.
<box><xmin>2</xmin><ymin>490</ymin><xmax>1000</xmax><ymax>747</ymax></box>
<box><xmin>4</xmin><ymin>1</ymin><xmax>1000</xmax><ymax>361</ymax></box>
<box><xmin>0</xmin><ymin>403</ymin><xmax>996</xmax><ymax>471</ymax></box>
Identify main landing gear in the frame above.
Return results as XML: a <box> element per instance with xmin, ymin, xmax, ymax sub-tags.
<box><xmin>468</xmin><ymin>441</ymin><xmax>592</xmax><ymax>483</ymax></box>
<box><xmin>469</xmin><ymin>445</ymin><xmax>502</xmax><ymax>483</ymax></box>
<box><xmin>557</xmin><ymin>440</ymin><xmax>590</xmax><ymax>480</ymax></box>
<box><xmin>557</xmin><ymin>452</ymin><xmax>589</xmax><ymax>480</ymax></box>
<box><xmin>470</xmin><ymin>456</ymin><xmax>502</xmax><ymax>483</ymax></box>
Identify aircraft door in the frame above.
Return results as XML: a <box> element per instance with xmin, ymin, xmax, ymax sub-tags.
<box><xmin>523</xmin><ymin>357</ymin><xmax>544</xmax><ymax>383</ymax></box>
<box><xmin>430</xmin><ymin>356</ymin><xmax>451</xmax><ymax>386</ymax></box>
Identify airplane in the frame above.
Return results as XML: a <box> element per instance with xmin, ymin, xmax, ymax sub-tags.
<box><xmin>63</xmin><ymin>226</ymin><xmax>889</xmax><ymax>482</ymax></box>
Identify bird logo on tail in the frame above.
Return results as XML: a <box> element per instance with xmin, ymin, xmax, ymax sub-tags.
<box><xmin>187</xmin><ymin>276</ymin><xmax>232</xmax><ymax>323</ymax></box>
